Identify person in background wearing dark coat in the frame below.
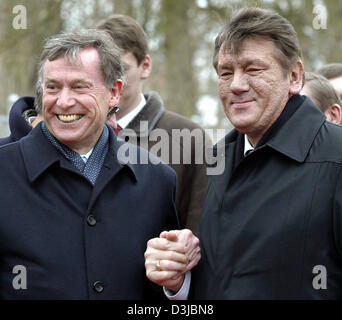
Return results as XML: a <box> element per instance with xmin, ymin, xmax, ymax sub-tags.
<box><xmin>301</xmin><ymin>71</ymin><xmax>342</xmax><ymax>124</ymax></box>
<box><xmin>146</xmin><ymin>7</ymin><xmax>342</xmax><ymax>299</ymax></box>
<box><xmin>0</xmin><ymin>87</ymin><xmax>43</xmax><ymax>146</ymax></box>
<box><xmin>96</xmin><ymin>15</ymin><xmax>209</xmax><ymax>234</ymax></box>
<box><xmin>0</xmin><ymin>29</ymin><xmax>200</xmax><ymax>299</ymax></box>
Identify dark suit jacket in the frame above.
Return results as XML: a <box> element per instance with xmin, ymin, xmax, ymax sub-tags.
<box><xmin>0</xmin><ymin>123</ymin><xmax>178</xmax><ymax>299</ymax></box>
<box><xmin>192</xmin><ymin>95</ymin><xmax>342</xmax><ymax>299</ymax></box>
<box><xmin>119</xmin><ymin>91</ymin><xmax>210</xmax><ymax>234</ymax></box>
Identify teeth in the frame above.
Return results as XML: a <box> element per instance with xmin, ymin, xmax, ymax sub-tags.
<box><xmin>57</xmin><ymin>114</ymin><xmax>83</xmax><ymax>123</ymax></box>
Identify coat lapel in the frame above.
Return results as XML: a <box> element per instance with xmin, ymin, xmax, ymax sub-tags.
<box><xmin>209</xmin><ymin>130</ymin><xmax>242</xmax><ymax>206</ymax></box>
<box><xmin>87</xmin><ymin>131</ymin><xmax>137</xmax><ymax>210</ymax></box>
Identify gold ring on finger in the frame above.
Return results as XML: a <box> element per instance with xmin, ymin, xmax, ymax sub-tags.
<box><xmin>156</xmin><ymin>259</ymin><xmax>162</xmax><ymax>271</ymax></box>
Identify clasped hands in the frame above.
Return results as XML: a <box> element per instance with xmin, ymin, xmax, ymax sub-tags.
<box><xmin>144</xmin><ymin>229</ymin><xmax>201</xmax><ymax>293</ymax></box>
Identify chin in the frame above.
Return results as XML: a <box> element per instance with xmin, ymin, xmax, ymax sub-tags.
<box><xmin>231</xmin><ymin>119</ymin><xmax>255</xmax><ymax>133</ymax></box>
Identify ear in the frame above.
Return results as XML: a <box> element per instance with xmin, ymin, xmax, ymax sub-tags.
<box><xmin>109</xmin><ymin>79</ymin><xmax>123</xmax><ymax>108</ymax></box>
<box><xmin>324</xmin><ymin>104</ymin><xmax>342</xmax><ymax>124</ymax></box>
<box><xmin>140</xmin><ymin>54</ymin><xmax>152</xmax><ymax>80</ymax></box>
<box><xmin>289</xmin><ymin>60</ymin><xmax>304</xmax><ymax>95</ymax></box>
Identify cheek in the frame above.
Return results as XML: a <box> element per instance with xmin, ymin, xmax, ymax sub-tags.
<box><xmin>250</xmin><ymin>77</ymin><xmax>274</xmax><ymax>97</ymax></box>
<box><xmin>218</xmin><ymin>81</ymin><xmax>231</xmax><ymax>101</ymax></box>
<box><xmin>42</xmin><ymin>96</ymin><xmax>54</xmax><ymax>113</ymax></box>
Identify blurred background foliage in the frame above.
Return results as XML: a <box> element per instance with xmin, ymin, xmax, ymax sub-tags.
<box><xmin>0</xmin><ymin>0</ymin><xmax>342</xmax><ymax>136</ymax></box>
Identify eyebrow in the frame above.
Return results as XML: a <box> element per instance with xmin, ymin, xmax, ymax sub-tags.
<box><xmin>242</xmin><ymin>58</ymin><xmax>268</xmax><ymax>67</ymax></box>
<box><xmin>44</xmin><ymin>78</ymin><xmax>93</xmax><ymax>86</ymax></box>
<box><xmin>218</xmin><ymin>58</ymin><xmax>269</xmax><ymax>69</ymax></box>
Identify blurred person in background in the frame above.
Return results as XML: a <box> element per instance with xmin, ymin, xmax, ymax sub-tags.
<box><xmin>0</xmin><ymin>84</ymin><xmax>43</xmax><ymax>146</ymax></box>
<box><xmin>97</xmin><ymin>14</ymin><xmax>209</xmax><ymax>234</ymax></box>
<box><xmin>301</xmin><ymin>71</ymin><xmax>342</xmax><ymax>124</ymax></box>
<box><xmin>316</xmin><ymin>63</ymin><xmax>342</xmax><ymax>101</ymax></box>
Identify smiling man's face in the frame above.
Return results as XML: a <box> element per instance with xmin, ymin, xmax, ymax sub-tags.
<box><xmin>217</xmin><ymin>38</ymin><xmax>293</xmax><ymax>145</ymax></box>
<box><xmin>42</xmin><ymin>47</ymin><xmax>121</xmax><ymax>154</ymax></box>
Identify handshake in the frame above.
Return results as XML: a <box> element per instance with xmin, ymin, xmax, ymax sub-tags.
<box><xmin>144</xmin><ymin>229</ymin><xmax>201</xmax><ymax>293</ymax></box>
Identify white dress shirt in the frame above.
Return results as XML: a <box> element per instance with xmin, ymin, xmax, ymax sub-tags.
<box><xmin>117</xmin><ymin>94</ymin><xmax>146</xmax><ymax>129</ymax></box>
<box><xmin>244</xmin><ymin>134</ymin><xmax>254</xmax><ymax>156</ymax></box>
<box><xmin>80</xmin><ymin>148</ymin><xmax>94</xmax><ymax>163</ymax></box>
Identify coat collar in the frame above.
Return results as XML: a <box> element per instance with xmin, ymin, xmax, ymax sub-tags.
<box><xmin>124</xmin><ymin>91</ymin><xmax>165</xmax><ymax>137</ymax></box>
<box><xmin>224</xmin><ymin>94</ymin><xmax>326</xmax><ymax>163</ymax></box>
<box><xmin>261</xmin><ymin>94</ymin><xmax>326</xmax><ymax>162</ymax></box>
<box><xmin>20</xmin><ymin>123</ymin><xmax>137</xmax><ymax>184</ymax></box>
<box><xmin>209</xmin><ymin>95</ymin><xmax>326</xmax><ymax>204</ymax></box>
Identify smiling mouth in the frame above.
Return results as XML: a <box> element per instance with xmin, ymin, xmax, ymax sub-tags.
<box><xmin>231</xmin><ymin>100</ymin><xmax>254</xmax><ymax>108</ymax></box>
<box><xmin>57</xmin><ymin>114</ymin><xmax>83</xmax><ymax>123</ymax></box>
<box><xmin>232</xmin><ymin>100</ymin><xmax>253</xmax><ymax>104</ymax></box>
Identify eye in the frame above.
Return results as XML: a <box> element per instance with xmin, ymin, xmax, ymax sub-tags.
<box><xmin>74</xmin><ymin>83</ymin><xmax>88</xmax><ymax>91</ymax></box>
<box><xmin>219</xmin><ymin>71</ymin><xmax>233</xmax><ymax>79</ymax></box>
<box><xmin>246</xmin><ymin>68</ymin><xmax>263</xmax><ymax>75</ymax></box>
<box><xmin>45</xmin><ymin>84</ymin><xmax>59</xmax><ymax>92</ymax></box>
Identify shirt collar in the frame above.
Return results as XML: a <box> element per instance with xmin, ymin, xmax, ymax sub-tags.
<box><xmin>117</xmin><ymin>93</ymin><xmax>146</xmax><ymax>129</ymax></box>
<box><xmin>81</xmin><ymin>148</ymin><xmax>93</xmax><ymax>161</ymax></box>
<box><xmin>244</xmin><ymin>135</ymin><xmax>254</xmax><ymax>157</ymax></box>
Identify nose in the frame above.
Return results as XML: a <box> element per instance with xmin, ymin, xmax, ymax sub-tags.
<box><xmin>230</xmin><ymin>71</ymin><xmax>249</xmax><ymax>94</ymax></box>
<box><xmin>56</xmin><ymin>88</ymin><xmax>76</xmax><ymax>109</ymax></box>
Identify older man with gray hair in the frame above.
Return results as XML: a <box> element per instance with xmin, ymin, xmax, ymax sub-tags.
<box><xmin>0</xmin><ymin>29</ymin><xmax>200</xmax><ymax>299</ymax></box>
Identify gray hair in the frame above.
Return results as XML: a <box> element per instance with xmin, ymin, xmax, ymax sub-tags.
<box><xmin>38</xmin><ymin>29</ymin><xmax>125</xmax><ymax>89</ymax></box>
<box><xmin>34</xmin><ymin>81</ymin><xmax>43</xmax><ymax>114</ymax></box>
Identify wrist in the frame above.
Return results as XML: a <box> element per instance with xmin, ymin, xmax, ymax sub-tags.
<box><xmin>166</xmin><ymin>274</ymin><xmax>185</xmax><ymax>293</ymax></box>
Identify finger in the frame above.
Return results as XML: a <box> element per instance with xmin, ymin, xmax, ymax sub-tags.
<box><xmin>187</xmin><ymin>246</ymin><xmax>201</xmax><ymax>262</ymax></box>
<box><xmin>186</xmin><ymin>254</ymin><xmax>201</xmax><ymax>271</ymax></box>
<box><xmin>160</xmin><ymin>231</ymin><xmax>168</xmax><ymax>238</ymax></box>
<box><xmin>158</xmin><ymin>259</ymin><xmax>187</xmax><ymax>272</ymax></box>
<box><xmin>147</xmin><ymin>237</ymin><xmax>186</xmax><ymax>254</ymax></box>
<box><xmin>146</xmin><ymin>250</ymin><xmax>189</xmax><ymax>268</ymax></box>
<box><xmin>147</xmin><ymin>270</ymin><xmax>180</xmax><ymax>282</ymax></box>
<box><xmin>163</xmin><ymin>230</ymin><xmax>180</xmax><ymax>242</ymax></box>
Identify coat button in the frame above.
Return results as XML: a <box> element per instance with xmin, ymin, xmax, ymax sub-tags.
<box><xmin>87</xmin><ymin>215</ymin><xmax>97</xmax><ymax>226</ymax></box>
<box><xmin>93</xmin><ymin>281</ymin><xmax>104</xmax><ymax>293</ymax></box>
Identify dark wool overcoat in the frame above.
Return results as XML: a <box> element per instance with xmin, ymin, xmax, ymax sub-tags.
<box><xmin>0</xmin><ymin>123</ymin><xmax>178</xmax><ymax>299</ymax></box>
<box><xmin>192</xmin><ymin>95</ymin><xmax>342</xmax><ymax>299</ymax></box>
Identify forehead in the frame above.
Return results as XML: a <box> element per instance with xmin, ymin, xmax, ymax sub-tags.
<box><xmin>218</xmin><ymin>38</ymin><xmax>278</xmax><ymax>66</ymax></box>
<box><xmin>43</xmin><ymin>47</ymin><xmax>103</xmax><ymax>81</ymax></box>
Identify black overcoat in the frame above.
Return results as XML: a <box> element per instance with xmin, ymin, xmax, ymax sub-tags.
<box><xmin>193</xmin><ymin>95</ymin><xmax>342</xmax><ymax>299</ymax></box>
<box><xmin>0</xmin><ymin>123</ymin><xmax>178</xmax><ymax>299</ymax></box>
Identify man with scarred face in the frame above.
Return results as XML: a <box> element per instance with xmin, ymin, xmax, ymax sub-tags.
<box><xmin>146</xmin><ymin>7</ymin><xmax>342</xmax><ymax>299</ymax></box>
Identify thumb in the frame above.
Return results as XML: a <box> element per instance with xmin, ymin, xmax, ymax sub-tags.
<box><xmin>163</xmin><ymin>230</ymin><xmax>179</xmax><ymax>242</ymax></box>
